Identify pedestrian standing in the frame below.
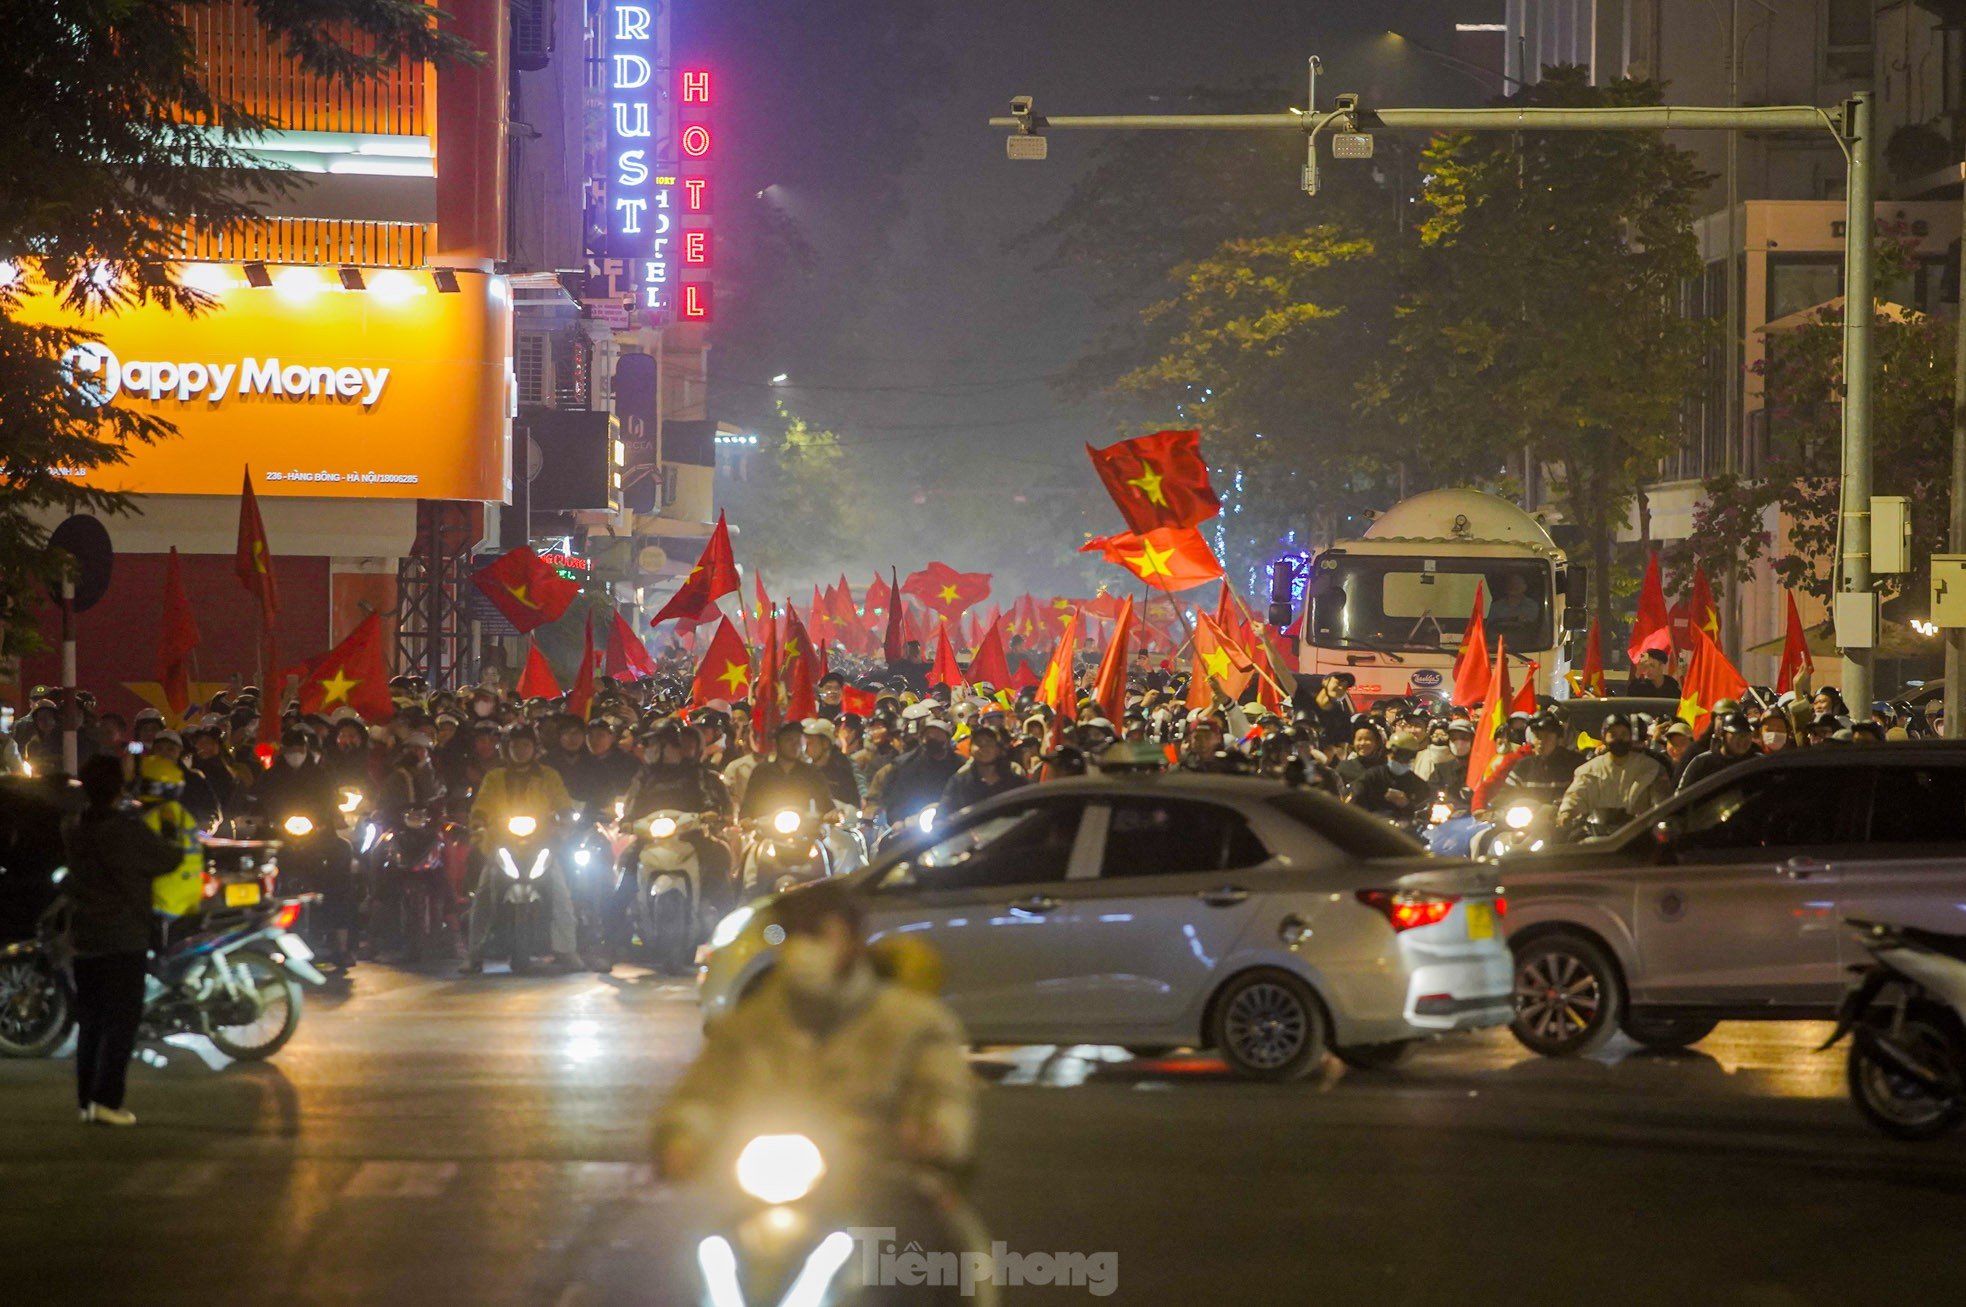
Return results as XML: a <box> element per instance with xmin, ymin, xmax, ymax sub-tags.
<box><xmin>61</xmin><ymin>755</ymin><xmax>182</xmax><ymax>1126</ymax></box>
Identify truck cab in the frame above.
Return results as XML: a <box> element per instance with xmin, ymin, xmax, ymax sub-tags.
<box><xmin>1299</xmin><ymin>489</ymin><xmax>1585</xmax><ymax>704</ymax></box>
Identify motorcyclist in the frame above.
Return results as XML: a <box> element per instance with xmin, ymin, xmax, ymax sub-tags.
<box><xmin>876</xmin><ymin>719</ymin><xmax>964</xmax><ymax>827</ymax></box>
<box><xmin>1336</xmin><ymin>721</ymin><xmax>1384</xmax><ymax>796</ymax></box>
<box><xmin>462</xmin><ymin>727</ymin><xmax>579</xmax><ymax>974</ymax></box>
<box><xmin>375</xmin><ymin>732</ymin><xmax>446</xmax><ymax>824</ymax></box>
<box><xmin>254</xmin><ymin>726</ymin><xmax>358</xmax><ymax>967</ymax></box>
<box><xmin>322</xmin><ymin>717</ymin><xmax>373</xmax><ymax>792</ymax></box>
<box><xmin>800</xmin><ymin>719</ymin><xmax>861</xmax><ymax>809</ymax></box>
<box><xmin>569</xmin><ymin>718</ymin><xmax>640</xmax><ymax>814</ymax></box>
<box><xmin>615</xmin><ymin>723</ymin><xmax>736</xmax><ymax>948</ymax></box>
<box><xmin>940</xmin><ymin>724</ymin><xmax>1025</xmax><ymax>813</ymax></box>
<box><xmin>1556</xmin><ymin>712</ymin><xmax>1671</xmax><ymax>833</ymax></box>
<box><xmin>1494</xmin><ymin>713</ymin><xmax>1584</xmax><ymax>807</ymax></box>
<box><xmin>145</xmin><ymin>730</ymin><xmax>222</xmax><ymax>829</ymax></box>
<box><xmin>655</xmin><ymin>880</ymin><xmax>977</xmax><ymax>1180</ymax></box>
<box><xmin>739</xmin><ymin>721</ymin><xmax>839</xmax><ymax>823</ymax></box>
<box><xmin>1348</xmin><ymin>729</ymin><xmax>1437</xmax><ymax>821</ymax></box>
<box><xmin>1677</xmin><ymin>711</ymin><xmax>1761</xmax><ymax>791</ymax></box>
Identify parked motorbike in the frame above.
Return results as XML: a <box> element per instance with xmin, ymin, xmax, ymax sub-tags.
<box><xmin>631</xmin><ymin>809</ymin><xmax>723</xmax><ymax>974</ymax></box>
<box><xmin>1822</xmin><ymin>919</ymin><xmax>1966</xmax><ymax>1140</ymax></box>
<box><xmin>690</xmin><ymin>1129</ymin><xmax>994</xmax><ymax>1307</ymax></box>
<box><xmin>481</xmin><ymin>812</ymin><xmax>559</xmax><ymax>974</ymax></box>
<box><xmin>0</xmin><ymin>894</ymin><xmax>327</xmax><ymax>1061</ymax></box>
<box><xmin>741</xmin><ymin>809</ymin><xmax>836</xmax><ymax>895</ymax></box>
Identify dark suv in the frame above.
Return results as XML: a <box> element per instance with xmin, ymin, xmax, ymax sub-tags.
<box><xmin>1499</xmin><ymin>742</ymin><xmax>1966</xmax><ymax>1055</ymax></box>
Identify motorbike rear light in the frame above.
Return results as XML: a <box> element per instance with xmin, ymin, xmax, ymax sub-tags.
<box><xmin>1356</xmin><ymin>889</ymin><xmax>1460</xmax><ymax>933</ymax></box>
<box><xmin>273</xmin><ymin>902</ymin><xmax>303</xmax><ymax>930</ymax></box>
<box><xmin>201</xmin><ymin>872</ymin><xmax>219</xmax><ymax>899</ymax></box>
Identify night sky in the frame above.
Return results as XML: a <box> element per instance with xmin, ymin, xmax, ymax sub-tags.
<box><xmin>686</xmin><ymin>0</ymin><xmax>1493</xmax><ymax>589</ymax></box>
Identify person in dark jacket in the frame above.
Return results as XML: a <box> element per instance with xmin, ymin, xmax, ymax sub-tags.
<box><xmin>1677</xmin><ymin>712</ymin><xmax>1760</xmax><ymax>791</ymax></box>
<box><xmin>255</xmin><ymin>728</ymin><xmax>358</xmax><ymax>965</ymax></box>
<box><xmin>740</xmin><ymin>722</ymin><xmax>839</xmax><ymax>821</ymax></box>
<box><xmin>801</xmin><ymin>719</ymin><xmax>862</xmax><ymax>808</ymax></box>
<box><xmin>940</xmin><ymin>725</ymin><xmax>1025</xmax><ymax>814</ymax></box>
<box><xmin>62</xmin><ymin>755</ymin><xmax>181</xmax><ymax>1126</ymax></box>
<box><xmin>878</xmin><ymin>721</ymin><xmax>964</xmax><ymax>825</ymax></box>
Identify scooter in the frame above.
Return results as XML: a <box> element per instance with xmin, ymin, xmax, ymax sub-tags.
<box><xmin>481</xmin><ymin>813</ymin><xmax>559</xmax><ymax>974</ymax></box>
<box><xmin>630</xmin><ymin>809</ymin><xmax>730</xmax><ymax>975</ymax></box>
<box><xmin>1821</xmin><ymin>919</ymin><xmax>1966</xmax><ymax>1140</ymax></box>
<box><xmin>741</xmin><ymin>809</ymin><xmax>836</xmax><ymax>896</ymax></box>
<box><xmin>371</xmin><ymin>804</ymin><xmax>458</xmax><ymax>963</ymax></box>
<box><xmin>689</xmin><ymin>1129</ymin><xmax>995</xmax><ymax>1307</ymax></box>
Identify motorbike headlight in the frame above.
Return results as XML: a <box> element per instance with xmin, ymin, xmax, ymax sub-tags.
<box><xmin>772</xmin><ymin>809</ymin><xmax>801</xmax><ymax>836</ymax></box>
<box><xmin>339</xmin><ymin>790</ymin><xmax>363</xmax><ymax>814</ymax></box>
<box><xmin>497</xmin><ymin>848</ymin><xmax>520</xmax><ymax>879</ymax></box>
<box><xmin>508</xmin><ymin>815</ymin><xmax>538</xmax><ymax>838</ymax></box>
<box><xmin>528</xmin><ymin>850</ymin><xmax>549</xmax><ymax>881</ymax></box>
<box><xmin>1429</xmin><ymin>802</ymin><xmax>1453</xmax><ymax>826</ymax></box>
<box><xmin>734</xmin><ymin>1133</ymin><xmax>825</xmax><ymax>1205</ymax></box>
<box><xmin>1504</xmin><ymin>804</ymin><xmax>1535</xmax><ymax>831</ymax></box>
<box><xmin>613</xmin><ymin>800</ymin><xmax>626</xmax><ymax>821</ymax></box>
<box><xmin>283</xmin><ymin>815</ymin><xmax>314</xmax><ymax>837</ymax></box>
<box><xmin>649</xmin><ymin>816</ymin><xmax>678</xmax><ymax>839</ymax></box>
<box><xmin>574</xmin><ymin>849</ymin><xmax>592</xmax><ymax>867</ymax></box>
<box><xmin>708</xmin><ymin>905</ymin><xmax>754</xmax><ymax>950</ymax></box>
<box><xmin>359</xmin><ymin>823</ymin><xmax>379</xmax><ymax>854</ymax></box>
<box><xmin>50</xmin><ymin>865</ymin><xmax>67</xmax><ymax>885</ymax></box>
<box><xmin>917</xmin><ymin>805</ymin><xmax>939</xmax><ymax>834</ymax></box>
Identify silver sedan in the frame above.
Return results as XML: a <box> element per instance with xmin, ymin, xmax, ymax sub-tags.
<box><xmin>697</xmin><ymin>774</ymin><xmax>1513</xmax><ymax>1080</ymax></box>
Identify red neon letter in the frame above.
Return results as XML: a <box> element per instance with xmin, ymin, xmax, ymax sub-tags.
<box><xmin>683</xmin><ymin>178</ymin><xmax>708</xmax><ymax>212</ymax></box>
<box><xmin>681</xmin><ymin>70</ymin><xmax>711</xmax><ymax>104</ymax></box>
<box><xmin>684</xmin><ymin>230</ymin><xmax>710</xmax><ymax>265</ymax></box>
<box><xmin>681</xmin><ymin>283</ymin><xmax>712</xmax><ymax>320</ymax></box>
<box><xmin>681</xmin><ymin>124</ymin><xmax>711</xmax><ymax>158</ymax></box>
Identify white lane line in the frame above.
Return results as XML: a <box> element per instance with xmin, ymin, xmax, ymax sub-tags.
<box><xmin>339</xmin><ymin>1160</ymin><xmax>459</xmax><ymax>1198</ymax></box>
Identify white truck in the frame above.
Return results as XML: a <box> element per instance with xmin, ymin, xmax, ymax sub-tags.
<box><xmin>1296</xmin><ymin>488</ymin><xmax>1586</xmax><ymax>704</ymax></box>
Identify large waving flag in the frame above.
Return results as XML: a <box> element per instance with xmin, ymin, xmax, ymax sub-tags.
<box><xmin>903</xmin><ymin>562</ymin><xmax>992</xmax><ymax>622</ymax></box>
<box><xmin>474</xmin><ymin>547</ymin><xmax>581</xmax><ymax>634</ymax></box>
<box><xmin>1090</xmin><ymin>595</ymin><xmax>1136</xmax><ymax>724</ymax></box>
<box><xmin>1776</xmin><ymin>590</ymin><xmax>1814</xmax><ymax>695</ymax></box>
<box><xmin>651</xmin><ymin>512</ymin><xmax>740</xmax><ymax>628</ymax></box>
<box><xmin>606</xmin><ymin>610</ymin><xmax>658</xmax><ymax>679</ymax></box>
<box><xmin>966</xmin><ymin>615</ymin><xmax>1013</xmax><ymax>689</ymax></box>
<box><xmin>1087</xmin><ymin>429</ymin><xmax>1220</xmax><ymax>534</ymax></box>
<box><xmin>566</xmin><ymin>616</ymin><xmax>599</xmax><ymax>719</ymax></box>
<box><xmin>1082</xmin><ymin>525</ymin><xmax>1223</xmax><ymax>592</ymax></box>
<box><xmin>1465</xmin><ymin>636</ymin><xmax>1513</xmax><ymax>791</ymax></box>
<box><xmin>293</xmin><ymin>614</ymin><xmax>395</xmax><ymax>721</ymax></box>
<box><xmin>1450</xmin><ymin>583</ymin><xmax>1491</xmax><ymax>708</ymax></box>
<box><xmin>1678</xmin><ymin>625</ymin><xmax>1748</xmax><ymax>736</ymax></box>
<box><xmin>691</xmin><ymin>618</ymin><xmax>752</xmax><ymax>707</ymax></box>
<box><xmin>1628</xmin><ymin>551</ymin><xmax>1672</xmax><ymax>666</ymax></box>
<box><xmin>927</xmin><ymin>624</ymin><xmax>964</xmax><ymax>690</ymax></box>
<box><xmin>1186</xmin><ymin>612</ymin><xmax>1254</xmax><ymax>710</ymax></box>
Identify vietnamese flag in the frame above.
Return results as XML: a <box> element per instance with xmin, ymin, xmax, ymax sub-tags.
<box><xmin>515</xmin><ymin>643</ymin><xmax>562</xmax><ymax>699</ymax></box>
<box><xmin>754</xmin><ymin>617</ymin><xmax>782</xmax><ymax>735</ymax></box>
<box><xmin>1578</xmin><ymin>617</ymin><xmax>1608</xmax><ymax>697</ymax></box>
<box><xmin>748</xmin><ymin>572</ymin><xmax>772</xmax><ymax>644</ymax></box>
<box><xmin>1187</xmin><ymin>612</ymin><xmax>1254</xmax><ymax>710</ymax></box>
<box><xmin>903</xmin><ymin>562</ymin><xmax>992</xmax><ymax>622</ymax></box>
<box><xmin>234</xmin><ymin>467</ymin><xmax>280</xmax><ymax>620</ymax></box>
<box><xmin>840</xmin><ymin>685</ymin><xmax>878</xmax><ymax>717</ymax></box>
<box><xmin>1040</xmin><ymin>596</ymin><xmax>1081</xmax><ymax>639</ymax></box>
<box><xmin>1037</xmin><ymin>609</ymin><xmax>1082</xmax><ymax>726</ymax></box>
<box><xmin>784</xmin><ymin>610</ymin><xmax>824</xmax><ymax>691</ymax></box>
<box><xmin>1091</xmin><ymin>595</ymin><xmax>1136</xmax><ymax>724</ymax></box>
<box><xmin>1087</xmin><ymin>429</ymin><xmax>1221</xmax><ymax>534</ymax></box>
<box><xmin>966</xmin><ymin>615</ymin><xmax>1013</xmax><ymax>689</ymax></box>
<box><xmin>1776</xmin><ymin>590</ymin><xmax>1814</xmax><ymax>695</ymax></box>
<box><xmin>1511</xmin><ymin>661</ymin><xmax>1540</xmax><ymax>716</ymax></box>
<box><xmin>900</xmin><ymin>603</ymin><xmax>927</xmax><ymax>651</ymax></box>
<box><xmin>882</xmin><ymin>568</ymin><xmax>906</xmax><ymax>664</ymax></box>
<box><xmin>1628</xmin><ymin>551</ymin><xmax>1672</xmax><ymax>667</ymax></box>
<box><xmin>474</xmin><ymin>547</ymin><xmax>581</xmax><ymax>634</ymax></box>
<box><xmin>1082</xmin><ymin>525</ymin><xmax>1223</xmax><ymax>592</ymax></box>
<box><xmin>155</xmin><ymin>547</ymin><xmax>201</xmax><ymax>718</ymax></box>
<box><xmin>292</xmin><ymin>614</ymin><xmax>395</xmax><ymax>721</ymax></box>
<box><xmin>652</xmin><ymin>512</ymin><xmax>741</xmax><ymax>628</ymax></box>
<box><xmin>866</xmin><ymin>570</ymin><xmax>894</xmax><ymax>624</ymax></box>
<box><xmin>927</xmin><ymin>624</ymin><xmax>964</xmax><ymax>690</ymax></box>
<box><xmin>1450</xmin><ymin>583</ymin><xmax>1492</xmax><ymax>708</ymax></box>
<box><xmin>606</xmin><ymin>610</ymin><xmax>657</xmax><ymax>679</ymax></box>
<box><xmin>567</xmin><ymin>616</ymin><xmax>598</xmax><ymax>719</ymax></box>
<box><xmin>1678</xmin><ymin>625</ymin><xmax>1748</xmax><ymax>736</ymax></box>
<box><xmin>1465</xmin><ymin>636</ymin><xmax>1513</xmax><ymax>791</ymax></box>
<box><xmin>690</xmin><ymin>618</ymin><xmax>753</xmax><ymax>708</ymax></box>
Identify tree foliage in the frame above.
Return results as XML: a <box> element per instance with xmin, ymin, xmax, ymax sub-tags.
<box><xmin>0</xmin><ymin>1</ymin><xmax>473</xmax><ymax>651</ymax></box>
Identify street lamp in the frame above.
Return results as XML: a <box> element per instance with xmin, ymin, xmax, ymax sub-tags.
<box><xmin>1383</xmin><ymin>30</ymin><xmax>1523</xmax><ymax>94</ymax></box>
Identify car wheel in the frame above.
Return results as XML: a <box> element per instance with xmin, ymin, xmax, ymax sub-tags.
<box><xmin>1334</xmin><ymin>1040</ymin><xmax>1421</xmax><ymax>1072</ymax></box>
<box><xmin>1511</xmin><ymin>933</ymin><xmax>1623</xmax><ymax>1057</ymax></box>
<box><xmin>1847</xmin><ymin>1011</ymin><xmax>1966</xmax><ymax>1141</ymax></box>
<box><xmin>1619</xmin><ymin>1013</ymin><xmax>1719</xmax><ymax>1051</ymax></box>
<box><xmin>1210</xmin><ymin>969</ymin><xmax>1326</xmax><ymax>1081</ymax></box>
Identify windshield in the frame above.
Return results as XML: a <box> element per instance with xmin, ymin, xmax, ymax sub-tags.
<box><xmin>1308</xmin><ymin>554</ymin><xmax>1552</xmax><ymax>652</ymax></box>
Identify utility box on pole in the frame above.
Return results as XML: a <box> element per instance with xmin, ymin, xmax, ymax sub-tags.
<box><xmin>1933</xmin><ymin>555</ymin><xmax>1966</xmax><ymax>627</ymax></box>
<box><xmin>1873</xmin><ymin>496</ymin><xmax>1912</xmax><ymax>573</ymax></box>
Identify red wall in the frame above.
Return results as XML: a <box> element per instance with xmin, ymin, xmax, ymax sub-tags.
<box><xmin>25</xmin><ymin>552</ymin><xmax>331</xmax><ymax>721</ymax></box>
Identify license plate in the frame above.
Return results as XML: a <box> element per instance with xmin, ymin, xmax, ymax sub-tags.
<box><xmin>1465</xmin><ymin>901</ymin><xmax>1495</xmax><ymax>940</ymax></box>
<box><xmin>223</xmin><ymin>882</ymin><xmax>261</xmax><ymax>908</ymax></box>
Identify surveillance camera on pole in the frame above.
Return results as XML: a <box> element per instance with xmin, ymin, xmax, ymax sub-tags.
<box><xmin>1006</xmin><ymin>96</ymin><xmax>1047</xmax><ymax>160</ymax></box>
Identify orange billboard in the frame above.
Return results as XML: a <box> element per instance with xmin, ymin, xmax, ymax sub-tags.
<box><xmin>14</xmin><ymin>265</ymin><xmax>511</xmax><ymax>501</ymax></box>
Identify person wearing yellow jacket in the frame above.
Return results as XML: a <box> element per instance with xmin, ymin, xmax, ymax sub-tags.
<box><xmin>135</xmin><ymin>757</ymin><xmax>205</xmax><ymax>920</ymax></box>
<box><xmin>462</xmin><ymin>727</ymin><xmax>579</xmax><ymax>972</ymax></box>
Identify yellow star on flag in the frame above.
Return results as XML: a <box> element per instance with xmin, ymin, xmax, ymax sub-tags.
<box><xmin>508</xmin><ymin>582</ymin><xmax>543</xmax><ymax>610</ymax></box>
<box><xmin>939</xmin><ymin>583</ymin><xmax>960</xmax><ymax>603</ymax></box>
<box><xmin>1201</xmin><ymin>645</ymin><xmax>1233</xmax><ymax>681</ymax></box>
<box><xmin>1677</xmin><ymin>692</ymin><xmax>1702</xmax><ymax>727</ymax></box>
<box><xmin>717</xmin><ymin>660</ymin><xmax>750</xmax><ymax>693</ymax></box>
<box><xmin>785</xmin><ymin>636</ymin><xmax>804</xmax><ymax>660</ymax></box>
<box><xmin>1126</xmin><ymin>460</ymin><xmax>1168</xmax><ymax>506</ymax></box>
<box><xmin>1127</xmin><ymin>538</ymin><xmax>1177</xmax><ymax>580</ymax></box>
<box><xmin>318</xmin><ymin>666</ymin><xmax>358</xmax><ymax>707</ymax></box>
<box><xmin>251</xmin><ymin>541</ymin><xmax>269</xmax><ymax>575</ymax></box>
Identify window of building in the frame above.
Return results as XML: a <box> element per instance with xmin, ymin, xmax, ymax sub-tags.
<box><xmin>1768</xmin><ymin>256</ymin><xmax>1842</xmax><ymax>322</ymax></box>
<box><xmin>515</xmin><ymin>333</ymin><xmax>549</xmax><ymax>405</ymax></box>
<box><xmin>1824</xmin><ymin>0</ymin><xmax>1874</xmax><ymax>82</ymax></box>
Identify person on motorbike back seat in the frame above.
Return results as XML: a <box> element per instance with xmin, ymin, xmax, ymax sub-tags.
<box><xmin>134</xmin><ymin>756</ymin><xmax>204</xmax><ymax>926</ymax></box>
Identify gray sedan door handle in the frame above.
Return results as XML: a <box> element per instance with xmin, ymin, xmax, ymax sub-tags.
<box><xmin>1778</xmin><ymin>857</ymin><xmax>1828</xmax><ymax>880</ymax></box>
<box><xmin>1196</xmin><ymin>886</ymin><xmax>1250</xmax><ymax>907</ymax></box>
<box><xmin>1008</xmin><ymin>895</ymin><xmax>1059</xmax><ymax>917</ymax></box>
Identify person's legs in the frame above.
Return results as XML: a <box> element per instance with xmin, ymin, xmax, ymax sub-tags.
<box><xmin>73</xmin><ymin>953</ymin><xmax>146</xmax><ymax>1111</ymax></box>
<box><xmin>464</xmin><ymin>858</ymin><xmax>499</xmax><ymax>963</ymax></box>
<box><xmin>71</xmin><ymin>956</ymin><xmax>105</xmax><ymax>1112</ymax></box>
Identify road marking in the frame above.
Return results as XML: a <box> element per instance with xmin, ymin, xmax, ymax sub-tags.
<box><xmin>339</xmin><ymin>1160</ymin><xmax>459</xmax><ymax>1198</ymax></box>
<box><xmin>115</xmin><ymin>1159</ymin><xmax>227</xmax><ymax>1197</ymax></box>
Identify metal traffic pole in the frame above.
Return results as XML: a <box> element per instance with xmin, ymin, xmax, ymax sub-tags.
<box><xmin>1947</xmin><ymin>150</ymin><xmax>1966</xmax><ymax>739</ymax></box>
<box><xmin>1836</xmin><ymin>91</ymin><xmax>1876</xmax><ymax>716</ymax></box>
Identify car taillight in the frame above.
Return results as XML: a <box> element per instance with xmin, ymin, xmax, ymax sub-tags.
<box><xmin>1356</xmin><ymin>889</ymin><xmax>1460</xmax><ymax>933</ymax></box>
<box><xmin>1494</xmin><ymin>895</ymin><xmax>1508</xmax><ymax>918</ymax></box>
<box><xmin>273</xmin><ymin>902</ymin><xmax>303</xmax><ymax>930</ymax></box>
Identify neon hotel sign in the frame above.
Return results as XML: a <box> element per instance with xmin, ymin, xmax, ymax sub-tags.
<box><xmin>605</xmin><ymin>1</ymin><xmax>712</xmax><ymax>322</ymax></box>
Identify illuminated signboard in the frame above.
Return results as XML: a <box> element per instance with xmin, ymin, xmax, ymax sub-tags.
<box><xmin>605</xmin><ymin>0</ymin><xmax>673</xmax><ymax>295</ymax></box>
<box><xmin>678</xmin><ymin>63</ymin><xmax>713</xmax><ymax>321</ymax></box>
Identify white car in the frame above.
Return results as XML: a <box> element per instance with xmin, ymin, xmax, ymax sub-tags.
<box><xmin>698</xmin><ymin>774</ymin><xmax>1512</xmax><ymax>1079</ymax></box>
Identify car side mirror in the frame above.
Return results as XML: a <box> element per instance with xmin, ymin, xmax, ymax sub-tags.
<box><xmin>1563</xmin><ymin>605</ymin><xmax>1588</xmax><ymax>631</ymax></box>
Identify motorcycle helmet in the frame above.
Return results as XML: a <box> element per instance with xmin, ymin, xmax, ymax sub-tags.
<box><xmin>136</xmin><ymin>755</ymin><xmax>185</xmax><ymax>803</ymax></box>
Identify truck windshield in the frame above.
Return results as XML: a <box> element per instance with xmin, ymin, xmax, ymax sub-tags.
<box><xmin>1308</xmin><ymin>555</ymin><xmax>1552</xmax><ymax>652</ymax></box>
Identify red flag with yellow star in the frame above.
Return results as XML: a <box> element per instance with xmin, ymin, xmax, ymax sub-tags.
<box><xmin>651</xmin><ymin>513</ymin><xmax>741</xmax><ymax>629</ymax></box>
<box><xmin>754</xmin><ymin>613</ymin><xmax>782</xmax><ymax>734</ymax></box>
<box><xmin>515</xmin><ymin>643</ymin><xmax>561</xmax><ymax>699</ymax></box>
<box><xmin>606</xmin><ymin>610</ymin><xmax>658</xmax><ymax>679</ymax></box>
<box><xmin>927</xmin><ymin>623</ymin><xmax>964</xmax><ymax>690</ymax></box>
<box><xmin>966</xmin><ymin>615</ymin><xmax>1013</xmax><ymax>689</ymax></box>
<box><xmin>567</xmin><ymin>616</ymin><xmax>599</xmax><ymax>719</ymax></box>
<box><xmin>1037</xmin><ymin>608</ymin><xmax>1081</xmax><ymax>724</ymax></box>
<box><xmin>235</xmin><ymin>467</ymin><xmax>280</xmax><ymax>620</ymax></box>
<box><xmin>1081</xmin><ymin>525</ymin><xmax>1223</xmax><ymax>592</ymax></box>
<box><xmin>1091</xmin><ymin>595</ymin><xmax>1136</xmax><ymax>724</ymax></box>
<box><xmin>1186</xmin><ymin>612</ymin><xmax>1254</xmax><ymax>710</ymax></box>
<box><xmin>690</xmin><ymin>618</ymin><xmax>752</xmax><ymax>708</ymax></box>
<box><xmin>292</xmin><ymin>614</ymin><xmax>395</xmax><ymax>721</ymax></box>
<box><xmin>473</xmin><ymin>547</ymin><xmax>581</xmax><ymax>634</ymax></box>
<box><xmin>902</xmin><ymin>562</ymin><xmax>992</xmax><ymax>622</ymax></box>
<box><xmin>1678</xmin><ymin>625</ymin><xmax>1748</xmax><ymax>736</ymax></box>
<box><xmin>1465</xmin><ymin>636</ymin><xmax>1513</xmax><ymax>790</ymax></box>
<box><xmin>1087</xmin><ymin>429</ymin><xmax>1220</xmax><ymax>534</ymax></box>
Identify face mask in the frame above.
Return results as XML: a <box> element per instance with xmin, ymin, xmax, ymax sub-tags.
<box><xmin>1606</xmin><ymin>739</ymin><xmax>1632</xmax><ymax>758</ymax></box>
<box><xmin>924</xmin><ymin>737</ymin><xmax>950</xmax><ymax>757</ymax></box>
<box><xmin>1762</xmin><ymin>732</ymin><xmax>1787</xmax><ymax>749</ymax></box>
<box><xmin>282</xmin><ymin>750</ymin><xmax>307</xmax><ymax>768</ymax></box>
<box><xmin>1450</xmin><ymin>738</ymin><xmax>1472</xmax><ymax>757</ymax></box>
<box><xmin>1386</xmin><ymin>758</ymin><xmax>1411</xmax><ymax>776</ymax></box>
<box><xmin>778</xmin><ymin>936</ymin><xmax>840</xmax><ymax>1000</ymax></box>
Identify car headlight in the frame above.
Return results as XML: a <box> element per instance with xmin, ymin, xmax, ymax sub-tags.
<box><xmin>649</xmin><ymin>816</ymin><xmax>678</xmax><ymax>839</ymax></box>
<box><xmin>772</xmin><ymin>809</ymin><xmax>801</xmax><ymax>836</ymax></box>
<box><xmin>708</xmin><ymin>905</ymin><xmax>754</xmax><ymax>950</ymax></box>
<box><xmin>917</xmin><ymin>805</ymin><xmax>939</xmax><ymax>833</ymax></box>
<box><xmin>508</xmin><ymin>815</ymin><xmax>537</xmax><ymax>838</ymax></box>
<box><xmin>734</xmin><ymin>1133</ymin><xmax>826</xmax><ymax>1205</ymax></box>
<box><xmin>1429</xmin><ymin>802</ymin><xmax>1453</xmax><ymax>826</ymax></box>
<box><xmin>283</xmin><ymin>815</ymin><xmax>314</xmax><ymax>837</ymax></box>
<box><xmin>1504</xmin><ymin>804</ymin><xmax>1535</xmax><ymax>831</ymax></box>
<box><xmin>339</xmin><ymin>790</ymin><xmax>363</xmax><ymax>814</ymax></box>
